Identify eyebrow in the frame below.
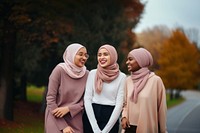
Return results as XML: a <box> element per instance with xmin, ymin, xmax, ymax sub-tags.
<box><xmin>99</xmin><ymin>51</ymin><xmax>109</xmax><ymax>54</ymax></box>
<box><xmin>77</xmin><ymin>52</ymin><xmax>87</xmax><ymax>54</ymax></box>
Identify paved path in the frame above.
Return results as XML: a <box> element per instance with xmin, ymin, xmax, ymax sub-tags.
<box><xmin>167</xmin><ymin>90</ymin><xmax>200</xmax><ymax>133</ymax></box>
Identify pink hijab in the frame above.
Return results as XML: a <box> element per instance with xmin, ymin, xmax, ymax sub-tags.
<box><xmin>95</xmin><ymin>44</ymin><xmax>119</xmax><ymax>94</ymax></box>
<box><xmin>58</xmin><ymin>43</ymin><xmax>87</xmax><ymax>79</ymax></box>
<box><xmin>129</xmin><ymin>48</ymin><xmax>153</xmax><ymax>103</ymax></box>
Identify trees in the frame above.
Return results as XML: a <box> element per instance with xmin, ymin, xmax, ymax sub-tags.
<box><xmin>156</xmin><ymin>29</ymin><xmax>200</xmax><ymax>99</ymax></box>
<box><xmin>67</xmin><ymin>0</ymin><xmax>144</xmax><ymax>71</ymax></box>
<box><xmin>0</xmin><ymin>0</ymin><xmax>144</xmax><ymax>120</ymax></box>
<box><xmin>0</xmin><ymin>1</ymin><xmax>18</xmax><ymax>120</ymax></box>
<box><xmin>136</xmin><ymin>25</ymin><xmax>171</xmax><ymax>70</ymax></box>
<box><xmin>0</xmin><ymin>0</ymin><xmax>79</xmax><ymax>120</ymax></box>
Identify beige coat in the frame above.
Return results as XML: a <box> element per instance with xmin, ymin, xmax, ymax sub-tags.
<box><xmin>122</xmin><ymin>73</ymin><xmax>168</xmax><ymax>133</ymax></box>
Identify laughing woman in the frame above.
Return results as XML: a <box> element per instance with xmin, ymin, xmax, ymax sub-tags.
<box><xmin>83</xmin><ymin>44</ymin><xmax>126</xmax><ymax>133</ymax></box>
<box><xmin>121</xmin><ymin>48</ymin><xmax>168</xmax><ymax>133</ymax></box>
<box><xmin>45</xmin><ymin>43</ymin><xmax>89</xmax><ymax>133</ymax></box>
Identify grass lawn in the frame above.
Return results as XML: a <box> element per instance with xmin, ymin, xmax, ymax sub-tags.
<box><xmin>0</xmin><ymin>87</ymin><xmax>185</xmax><ymax>133</ymax></box>
<box><xmin>27</xmin><ymin>85</ymin><xmax>45</xmax><ymax>103</ymax></box>
<box><xmin>166</xmin><ymin>94</ymin><xmax>185</xmax><ymax>109</ymax></box>
<box><xmin>0</xmin><ymin>85</ymin><xmax>45</xmax><ymax>133</ymax></box>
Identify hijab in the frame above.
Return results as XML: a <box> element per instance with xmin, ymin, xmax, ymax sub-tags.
<box><xmin>58</xmin><ymin>43</ymin><xmax>87</xmax><ymax>79</ymax></box>
<box><xmin>95</xmin><ymin>44</ymin><xmax>119</xmax><ymax>94</ymax></box>
<box><xmin>129</xmin><ymin>48</ymin><xmax>153</xmax><ymax>103</ymax></box>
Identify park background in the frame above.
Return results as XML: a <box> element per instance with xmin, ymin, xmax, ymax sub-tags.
<box><xmin>0</xmin><ymin>0</ymin><xmax>200</xmax><ymax>132</ymax></box>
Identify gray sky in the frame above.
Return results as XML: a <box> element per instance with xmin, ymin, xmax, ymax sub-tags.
<box><xmin>135</xmin><ymin>0</ymin><xmax>200</xmax><ymax>33</ymax></box>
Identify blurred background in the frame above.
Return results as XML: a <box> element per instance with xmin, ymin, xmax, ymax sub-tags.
<box><xmin>0</xmin><ymin>0</ymin><xmax>200</xmax><ymax>132</ymax></box>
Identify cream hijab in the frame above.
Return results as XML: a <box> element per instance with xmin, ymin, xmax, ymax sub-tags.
<box><xmin>58</xmin><ymin>43</ymin><xmax>87</xmax><ymax>79</ymax></box>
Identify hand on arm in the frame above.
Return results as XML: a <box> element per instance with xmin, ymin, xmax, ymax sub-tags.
<box><xmin>52</xmin><ymin>106</ymin><xmax>69</xmax><ymax>118</ymax></box>
<box><xmin>46</xmin><ymin>66</ymin><xmax>69</xmax><ymax>129</ymax></box>
<box><xmin>63</xmin><ymin>126</ymin><xmax>74</xmax><ymax>133</ymax></box>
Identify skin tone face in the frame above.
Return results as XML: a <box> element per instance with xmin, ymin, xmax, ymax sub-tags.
<box><xmin>74</xmin><ymin>47</ymin><xmax>89</xmax><ymax>67</ymax></box>
<box><xmin>126</xmin><ymin>55</ymin><xmax>141</xmax><ymax>72</ymax></box>
<box><xmin>97</xmin><ymin>48</ymin><xmax>111</xmax><ymax>68</ymax></box>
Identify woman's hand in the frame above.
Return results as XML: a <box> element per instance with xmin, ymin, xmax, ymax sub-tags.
<box><xmin>52</xmin><ymin>107</ymin><xmax>69</xmax><ymax>118</ymax></box>
<box><xmin>63</xmin><ymin>126</ymin><xmax>74</xmax><ymax>133</ymax></box>
<box><xmin>121</xmin><ymin>117</ymin><xmax>130</xmax><ymax>129</ymax></box>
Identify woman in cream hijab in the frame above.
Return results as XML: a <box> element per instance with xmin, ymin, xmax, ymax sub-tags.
<box><xmin>45</xmin><ymin>43</ymin><xmax>89</xmax><ymax>133</ymax></box>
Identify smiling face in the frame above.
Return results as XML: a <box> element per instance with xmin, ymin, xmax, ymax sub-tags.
<box><xmin>97</xmin><ymin>48</ymin><xmax>111</xmax><ymax>68</ymax></box>
<box><xmin>126</xmin><ymin>55</ymin><xmax>141</xmax><ymax>72</ymax></box>
<box><xmin>74</xmin><ymin>47</ymin><xmax>89</xmax><ymax>67</ymax></box>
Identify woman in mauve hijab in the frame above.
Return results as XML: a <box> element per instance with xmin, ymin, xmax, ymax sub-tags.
<box><xmin>45</xmin><ymin>43</ymin><xmax>89</xmax><ymax>133</ymax></box>
<box><xmin>83</xmin><ymin>44</ymin><xmax>126</xmax><ymax>133</ymax></box>
<box><xmin>121</xmin><ymin>48</ymin><xmax>168</xmax><ymax>133</ymax></box>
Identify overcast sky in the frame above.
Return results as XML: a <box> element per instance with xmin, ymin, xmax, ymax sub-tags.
<box><xmin>135</xmin><ymin>0</ymin><xmax>200</xmax><ymax>33</ymax></box>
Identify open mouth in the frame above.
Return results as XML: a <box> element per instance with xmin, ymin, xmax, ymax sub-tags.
<box><xmin>100</xmin><ymin>60</ymin><xmax>107</xmax><ymax>65</ymax></box>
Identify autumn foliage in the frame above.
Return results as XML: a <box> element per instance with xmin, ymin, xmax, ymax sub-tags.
<box><xmin>156</xmin><ymin>29</ymin><xmax>200</xmax><ymax>90</ymax></box>
<box><xmin>136</xmin><ymin>25</ymin><xmax>171</xmax><ymax>70</ymax></box>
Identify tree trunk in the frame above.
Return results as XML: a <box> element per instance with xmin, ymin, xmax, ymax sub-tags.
<box><xmin>40</xmin><ymin>86</ymin><xmax>48</xmax><ymax>113</ymax></box>
<box><xmin>175</xmin><ymin>90</ymin><xmax>181</xmax><ymax>99</ymax></box>
<box><xmin>0</xmin><ymin>18</ymin><xmax>16</xmax><ymax>120</ymax></box>
<box><xmin>169</xmin><ymin>89</ymin><xmax>174</xmax><ymax>100</ymax></box>
<box><xmin>19</xmin><ymin>74</ymin><xmax>27</xmax><ymax>101</ymax></box>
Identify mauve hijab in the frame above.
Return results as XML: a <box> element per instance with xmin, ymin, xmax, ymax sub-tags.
<box><xmin>95</xmin><ymin>44</ymin><xmax>119</xmax><ymax>94</ymax></box>
<box><xmin>58</xmin><ymin>43</ymin><xmax>87</xmax><ymax>79</ymax></box>
<box><xmin>128</xmin><ymin>48</ymin><xmax>153</xmax><ymax>103</ymax></box>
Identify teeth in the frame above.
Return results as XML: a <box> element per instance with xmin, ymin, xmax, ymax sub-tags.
<box><xmin>80</xmin><ymin>60</ymin><xmax>85</xmax><ymax>63</ymax></box>
<box><xmin>100</xmin><ymin>61</ymin><xmax>106</xmax><ymax>64</ymax></box>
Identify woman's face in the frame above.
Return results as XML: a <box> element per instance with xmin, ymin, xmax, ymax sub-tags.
<box><xmin>74</xmin><ymin>47</ymin><xmax>89</xmax><ymax>67</ymax></box>
<box><xmin>126</xmin><ymin>55</ymin><xmax>141</xmax><ymax>72</ymax></box>
<box><xmin>97</xmin><ymin>48</ymin><xmax>111</xmax><ymax>68</ymax></box>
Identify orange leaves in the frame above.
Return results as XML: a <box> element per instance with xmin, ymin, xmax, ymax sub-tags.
<box><xmin>122</xmin><ymin>0</ymin><xmax>144</xmax><ymax>21</ymax></box>
<box><xmin>157</xmin><ymin>29</ymin><xmax>200</xmax><ymax>90</ymax></box>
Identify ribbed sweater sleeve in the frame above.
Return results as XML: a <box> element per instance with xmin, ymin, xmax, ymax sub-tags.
<box><xmin>84</xmin><ymin>71</ymin><xmax>102</xmax><ymax>132</ymax></box>
<box><xmin>46</xmin><ymin>66</ymin><xmax>68</xmax><ymax>131</ymax></box>
<box><xmin>68</xmin><ymin>98</ymin><xmax>84</xmax><ymax>118</ymax></box>
<box><xmin>102</xmin><ymin>74</ymin><xmax>126</xmax><ymax>133</ymax></box>
<box><xmin>84</xmin><ymin>70</ymin><xmax>126</xmax><ymax>133</ymax></box>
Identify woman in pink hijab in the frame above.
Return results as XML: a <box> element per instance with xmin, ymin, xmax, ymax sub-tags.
<box><xmin>45</xmin><ymin>43</ymin><xmax>89</xmax><ymax>133</ymax></box>
<box><xmin>83</xmin><ymin>44</ymin><xmax>126</xmax><ymax>133</ymax></box>
<box><xmin>121</xmin><ymin>48</ymin><xmax>168</xmax><ymax>133</ymax></box>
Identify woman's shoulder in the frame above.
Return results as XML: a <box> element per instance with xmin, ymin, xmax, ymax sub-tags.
<box><xmin>51</xmin><ymin>63</ymin><xmax>64</xmax><ymax>73</ymax></box>
<box><xmin>89</xmin><ymin>69</ymin><xmax>97</xmax><ymax>73</ymax></box>
<box><xmin>119</xmin><ymin>71</ymin><xmax>127</xmax><ymax>78</ymax></box>
<box><xmin>125</xmin><ymin>75</ymin><xmax>132</xmax><ymax>82</ymax></box>
<box><xmin>48</xmin><ymin>63</ymin><xmax>64</xmax><ymax>80</ymax></box>
<box><xmin>87</xmin><ymin>69</ymin><xmax>97</xmax><ymax>76</ymax></box>
<box><xmin>116</xmin><ymin>72</ymin><xmax>127</xmax><ymax>82</ymax></box>
<box><xmin>149</xmin><ymin>72</ymin><xmax>163</xmax><ymax>82</ymax></box>
<box><xmin>85</xmin><ymin>69</ymin><xmax>90</xmax><ymax>74</ymax></box>
<box><xmin>56</xmin><ymin>63</ymin><xmax>65</xmax><ymax>70</ymax></box>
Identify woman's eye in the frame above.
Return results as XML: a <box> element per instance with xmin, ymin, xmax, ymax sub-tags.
<box><xmin>128</xmin><ymin>58</ymin><xmax>133</xmax><ymax>61</ymax></box>
<box><xmin>98</xmin><ymin>52</ymin><xmax>109</xmax><ymax>57</ymax></box>
<box><xmin>103</xmin><ymin>53</ymin><xmax>109</xmax><ymax>56</ymax></box>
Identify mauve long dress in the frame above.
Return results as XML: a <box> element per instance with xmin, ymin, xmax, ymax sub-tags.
<box><xmin>45</xmin><ymin>65</ymin><xmax>89</xmax><ymax>133</ymax></box>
